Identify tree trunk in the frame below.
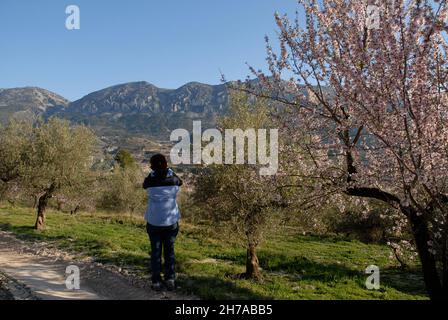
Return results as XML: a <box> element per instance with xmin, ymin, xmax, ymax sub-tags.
<box><xmin>437</xmin><ymin>199</ymin><xmax>448</xmax><ymax>295</ymax></box>
<box><xmin>245</xmin><ymin>244</ymin><xmax>262</xmax><ymax>280</ymax></box>
<box><xmin>34</xmin><ymin>197</ymin><xmax>47</xmax><ymax>230</ymax></box>
<box><xmin>408</xmin><ymin>210</ymin><xmax>447</xmax><ymax>300</ymax></box>
<box><xmin>71</xmin><ymin>205</ymin><xmax>80</xmax><ymax>215</ymax></box>
<box><xmin>32</xmin><ymin>195</ymin><xmax>38</xmax><ymax>209</ymax></box>
<box><xmin>34</xmin><ymin>185</ymin><xmax>55</xmax><ymax>230</ymax></box>
<box><xmin>442</xmin><ymin>230</ymin><xmax>448</xmax><ymax>292</ymax></box>
<box><xmin>57</xmin><ymin>199</ymin><xmax>63</xmax><ymax>211</ymax></box>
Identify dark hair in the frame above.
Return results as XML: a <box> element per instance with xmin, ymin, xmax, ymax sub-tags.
<box><xmin>150</xmin><ymin>154</ymin><xmax>168</xmax><ymax>176</ymax></box>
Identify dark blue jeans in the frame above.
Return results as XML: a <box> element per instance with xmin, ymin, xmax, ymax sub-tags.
<box><xmin>146</xmin><ymin>222</ymin><xmax>179</xmax><ymax>282</ymax></box>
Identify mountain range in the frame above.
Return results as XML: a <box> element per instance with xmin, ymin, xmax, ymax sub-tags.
<box><xmin>0</xmin><ymin>87</ymin><xmax>69</xmax><ymax>123</ymax></box>
<box><xmin>0</xmin><ymin>81</ymin><xmax>230</xmax><ymax>140</ymax></box>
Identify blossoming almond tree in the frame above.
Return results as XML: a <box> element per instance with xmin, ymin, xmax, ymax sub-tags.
<box><xmin>253</xmin><ymin>0</ymin><xmax>448</xmax><ymax>299</ymax></box>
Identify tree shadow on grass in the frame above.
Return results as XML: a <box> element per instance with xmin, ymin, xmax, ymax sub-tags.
<box><xmin>210</xmin><ymin>250</ymin><xmax>427</xmax><ymax>298</ymax></box>
<box><xmin>0</xmin><ymin>223</ymin><xmax>41</xmax><ymax>241</ymax></box>
<box><xmin>380</xmin><ymin>266</ymin><xmax>427</xmax><ymax>296</ymax></box>
<box><xmin>176</xmin><ymin>274</ymin><xmax>270</xmax><ymax>300</ymax></box>
<box><xmin>0</xmin><ymin>223</ymin><xmax>86</xmax><ymax>246</ymax></box>
<box><xmin>0</xmin><ymin>222</ymin><xmax>118</xmax><ymax>260</ymax></box>
<box><xmin>211</xmin><ymin>251</ymin><xmax>360</xmax><ymax>279</ymax></box>
<box><xmin>269</xmin><ymin>254</ymin><xmax>427</xmax><ymax>297</ymax></box>
<box><xmin>261</xmin><ymin>252</ymin><xmax>427</xmax><ymax>296</ymax></box>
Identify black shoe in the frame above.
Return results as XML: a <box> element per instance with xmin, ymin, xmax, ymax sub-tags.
<box><xmin>165</xmin><ymin>279</ymin><xmax>175</xmax><ymax>291</ymax></box>
<box><xmin>151</xmin><ymin>281</ymin><xmax>162</xmax><ymax>291</ymax></box>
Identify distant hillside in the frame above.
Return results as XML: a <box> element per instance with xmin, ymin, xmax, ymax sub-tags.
<box><xmin>0</xmin><ymin>80</ymin><xmax>309</xmax><ymax>169</ymax></box>
<box><xmin>1</xmin><ymin>80</ymin><xmax>295</xmax><ymax>140</ymax></box>
<box><xmin>52</xmin><ymin>81</ymin><xmax>229</xmax><ymax>139</ymax></box>
<box><xmin>0</xmin><ymin>87</ymin><xmax>69</xmax><ymax>124</ymax></box>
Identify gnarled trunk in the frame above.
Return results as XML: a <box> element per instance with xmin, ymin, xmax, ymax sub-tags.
<box><xmin>346</xmin><ymin>186</ymin><xmax>448</xmax><ymax>299</ymax></box>
<box><xmin>56</xmin><ymin>199</ymin><xmax>63</xmax><ymax>211</ymax></box>
<box><xmin>245</xmin><ymin>244</ymin><xmax>262</xmax><ymax>280</ymax></box>
<box><xmin>34</xmin><ymin>184</ymin><xmax>55</xmax><ymax>230</ymax></box>
<box><xmin>408</xmin><ymin>209</ymin><xmax>447</xmax><ymax>300</ymax></box>
<box><xmin>32</xmin><ymin>195</ymin><xmax>38</xmax><ymax>209</ymax></box>
<box><xmin>71</xmin><ymin>205</ymin><xmax>80</xmax><ymax>215</ymax></box>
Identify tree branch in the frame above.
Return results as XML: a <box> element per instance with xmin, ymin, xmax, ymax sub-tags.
<box><xmin>345</xmin><ymin>187</ymin><xmax>401</xmax><ymax>207</ymax></box>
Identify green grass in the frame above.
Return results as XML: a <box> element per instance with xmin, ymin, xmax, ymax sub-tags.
<box><xmin>0</xmin><ymin>203</ymin><xmax>428</xmax><ymax>300</ymax></box>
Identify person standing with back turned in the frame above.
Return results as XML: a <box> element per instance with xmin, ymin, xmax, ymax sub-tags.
<box><xmin>143</xmin><ymin>153</ymin><xmax>182</xmax><ymax>291</ymax></box>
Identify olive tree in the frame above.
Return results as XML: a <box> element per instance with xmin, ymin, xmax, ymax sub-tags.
<box><xmin>19</xmin><ymin>119</ymin><xmax>97</xmax><ymax>229</ymax></box>
<box><xmin>100</xmin><ymin>163</ymin><xmax>146</xmax><ymax>215</ymax></box>
<box><xmin>0</xmin><ymin>120</ymin><xmax>34</xmax><ymax>198</ymax></box>
<box><xmin>98</xmin><ymin>149</ymin><xmax>146</xmax><ymax>215</ymax></box>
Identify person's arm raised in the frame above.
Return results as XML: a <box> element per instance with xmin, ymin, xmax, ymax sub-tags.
<box><xmin>142</xmin><ymin>174</ymin><xmax>152</xmax><ymax>189</ymax></box>
<box><xmin>173</xmin><ymin>172</ymin><xmax>183</xmax><ymax>187</ymax></box>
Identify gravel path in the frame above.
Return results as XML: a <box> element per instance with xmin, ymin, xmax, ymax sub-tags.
<box><xmin>0</xmin><ymin>270</ymin><xmax>37</xmax><ymax>300</ymax></box>
<box><xmin>0</xmin><ymin>230</ymin><xmax>196</xmax><ymax>300</ymax></box>
<box><xmin>0</xmin><ymin>274</ymin><xmax>15</xmax><ymax>300</ymax></box>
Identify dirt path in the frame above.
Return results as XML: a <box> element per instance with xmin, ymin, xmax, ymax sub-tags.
<box><xmin>0</xmin><ymin>230</ymin><xmax>196</xmax><ymax>300</ymax></box>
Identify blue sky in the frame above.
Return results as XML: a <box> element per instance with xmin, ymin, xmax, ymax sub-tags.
<box><xmin>0</xmin><ymin>0</ymin><xmax>300</xmax><ymax>101</ymax></box>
